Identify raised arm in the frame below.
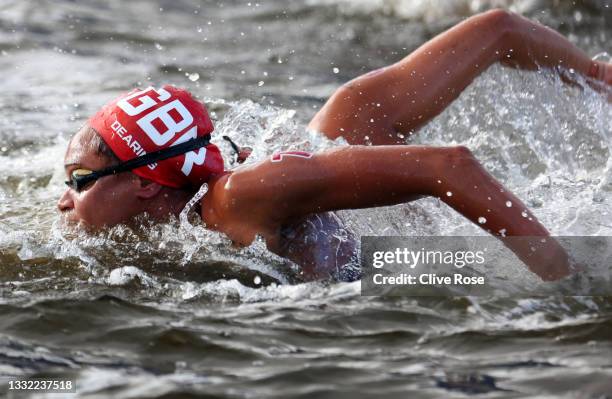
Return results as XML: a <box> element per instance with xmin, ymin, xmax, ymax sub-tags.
<box><xmin>218</xmin><ymin>146</ymin><xmax>571</xmax><ymax>281</ymax></box>
<box><xmin>308</xmin><ymin>8</ymin><xmax>610</xmax><ymax>145</ymax></box>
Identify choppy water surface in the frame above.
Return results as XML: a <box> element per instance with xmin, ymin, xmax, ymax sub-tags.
<box><xmin>1</xmin><ymin>0</ymin><xmax>611</xmax><ymax>397</ymax></box>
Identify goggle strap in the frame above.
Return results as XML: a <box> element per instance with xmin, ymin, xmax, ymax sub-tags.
<box><xmin>99</xmin><ymin>135</ymin><xmax>211</xmax><ymax>176</ymax></box>
<box><xmin>69</xmin><ymin>136</ymin><xmax>211</xmax><ymax>191</ymax></box>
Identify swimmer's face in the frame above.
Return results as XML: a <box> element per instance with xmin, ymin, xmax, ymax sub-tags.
<box><xmin>57</xmin><ymin>126</ymin><xmax>144</xmax><ymax>229</ymax></box>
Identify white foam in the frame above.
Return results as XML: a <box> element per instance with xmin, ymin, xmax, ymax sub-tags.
<box><xmin>106</xmin><ymin>266</ymin><xmax>158</xmax><ymax>287</ymax></box>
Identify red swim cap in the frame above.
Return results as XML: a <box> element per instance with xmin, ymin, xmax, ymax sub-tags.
<box><xmin>89</xmin><ymin>85</ymin><xmax>224</xmax><ymax>189</ymax></box>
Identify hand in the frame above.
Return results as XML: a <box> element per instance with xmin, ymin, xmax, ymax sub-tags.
<box><xmin>502</xmin><ymin>237</ymin><xmax>572</xmax><ymax>281</ymax></box>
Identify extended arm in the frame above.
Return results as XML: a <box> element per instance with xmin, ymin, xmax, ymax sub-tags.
<box><xmin>222</xmin><ymin>146</ymin><xmax>571</xmax><ymax>280</ymax></box>
<box><xmin>308</xmin><ymin>8</ymin><xmax>611</xmax><ymax>145</ymax></box>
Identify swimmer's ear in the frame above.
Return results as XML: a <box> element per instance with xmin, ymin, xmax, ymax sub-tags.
<box><xmin>135</xmin><ymin>178</ymin><xmax>163</xmax><ymax>199</ymax></box>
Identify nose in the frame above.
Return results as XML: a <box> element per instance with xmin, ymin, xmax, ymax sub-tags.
<box><xmin>57</xmin><ymin>188</ymin><xmax>74</xmax><ymax>212</ymax></box>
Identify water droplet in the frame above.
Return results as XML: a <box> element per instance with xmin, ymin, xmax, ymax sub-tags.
<box><xmin>254</xmin><ymin>275</ymin><xmax>261</xmax><ymax>285</ymax></box>
<box><xmin>446</xmin><ymin>191</ymin><xmax>453</xmax><ymax>197</ymax></box>
<box><xmin>574</xmin><ymin>10</ymin><xmax>582</xmax><ymax>22</ymax></box>
<box><xmin>521</xmin><ymin>211</ymin><xmax>528</xmax><ymax>218</ymax></box>
<box><xmin>187</xmin><ymin>73</ymin><xmax>200</xmax><ymax>82</ymax></box>
<box><xmin>258</xmin><ymin>81</ymin><xmax>264</xmax><ymax>86</ymax></box>
<box><xmin>505</xmin><ymin>201</ymin><xmax>512</xmax><ymax>207</ymax></box>
<box><xmin>154</xmin><ymin>43</ymin><xmax>164</xmax><ymax>51</ymax></box>
<box><xmin>332</xmin><ymin>67</ymin><xmax>339</xmax><ymax>74</ymax></box>
<box><xmin>478</xmin><ymin>217</ymin><xmax>487</xmax><ymax>224</ymax></box>
<box><xmin>499</xmin><ymin>228</ymin><xmax>507</xmax><ymax>237</ymax></box>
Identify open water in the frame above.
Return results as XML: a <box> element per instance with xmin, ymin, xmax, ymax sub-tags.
<box><xmin>0</xmin><ymin>0</ymin><xmax>611</xmax><ymax>397</ymax></box>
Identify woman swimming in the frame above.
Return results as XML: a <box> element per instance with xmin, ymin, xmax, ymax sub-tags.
<box><xmin>58</xmin><ymin>9</ymin><xmax>611</xmax><ymax>282</ymax></box>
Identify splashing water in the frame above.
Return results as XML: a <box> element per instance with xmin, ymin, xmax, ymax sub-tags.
<box><xmin>0</xmin><ymin>1</ymin><xmax>611</xmax><ymax>396</ymax></box>
<box><xmin>179</xmin><ymin>182</ymin><xmax>208</xmax><ymax>229</ymax></box>
<box><xmin>1</xmin><ymin>64</ymin><xmax>610</xmax><ymax>295</ymax></box>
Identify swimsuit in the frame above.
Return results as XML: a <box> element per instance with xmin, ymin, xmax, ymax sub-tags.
<box><xmin>277</xmin><ymin>212</ymin><xmax>361</xmax><ymax>282</ymax></box>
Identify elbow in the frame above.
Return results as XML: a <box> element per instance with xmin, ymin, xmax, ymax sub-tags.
<box><xmin>475</xmin><ymin>8</ymin><xmax>518</xmax><ymax>45</ymax></box>
<box><xmin>440</xmin><ymin>145</ymin><xmax>476</xmax><ymax>164</ymax></box>
<box><xmin>429</xmin><ymin>145</ymin><xmax>477</xmax><ymax>195</ymax></box>
<box><xmin>480</xmin><ymin>8</ymin><xmax>516</xmax><ymax>30</ymax></box>
<box><xmin>451</xmin><ymin>145</ymin><xmax>475</xmax><ymax>159</ymax></box>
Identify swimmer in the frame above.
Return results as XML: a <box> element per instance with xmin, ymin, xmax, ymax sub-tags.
<box><xmin>58</xmin><ymin>9</ymin><xmax>611</xmax><ymax>282</ymax></box>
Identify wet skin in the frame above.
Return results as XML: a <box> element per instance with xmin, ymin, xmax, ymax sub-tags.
<box><xmin>59</xmin><ymin>9</ymin><xmax>611</xmax><ymax>281</ymax></box>
<box><xmin>308</xmin><ymin>9</ymin><xmax>611</xmax><ymax>145</ymax></box>
<box><xmin>59</xmin><ymin>127</ymin><xmax>357</xmax><ymax>281</ymax></box>
<box><xmin>199</xmin><ymin>144</ymin><xmax>572</xmax><ymax>281</ymax></box>
<box><xmin>59</xmin><ymin>129</ymin><xmax>148</xmax><ymax>228</ymax></box>
<box><xmin>58</xmin><ymin>126</ymin><xmax>571</xmax><ymax>282</ymax></box>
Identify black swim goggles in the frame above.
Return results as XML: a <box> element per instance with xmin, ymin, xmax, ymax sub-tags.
<box><xmin>65</xmin><ymin>136</ymin><xmax>210</xmax><ymax>193</ymax></box>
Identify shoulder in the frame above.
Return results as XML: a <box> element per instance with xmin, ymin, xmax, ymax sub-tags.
<box><xmin>201</xmin><ymin>172</ymin><xmax>250</xmax><ymax>230</ymax></box>
<box><xmin>200</xmin><ymin>171</ymin><xmax>281</xmax><ymax>247</ymax></box>
<box><xmin>200</xmin><ymin>150</ymin><xmax>340</xmax><ymax>231</ymax></box>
